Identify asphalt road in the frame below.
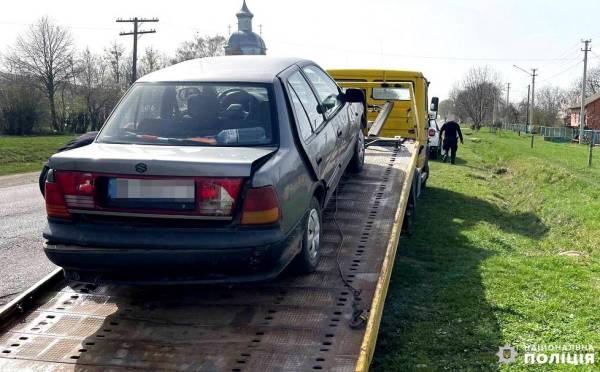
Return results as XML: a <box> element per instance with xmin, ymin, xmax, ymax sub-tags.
<box><xmin>0</xmin><ymin>172</ymin><xmax>55</xmax><ymax>306</ymax></box>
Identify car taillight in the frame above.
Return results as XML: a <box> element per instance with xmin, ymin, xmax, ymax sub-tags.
<box><xmin>196</xmin><ymin>178</ymin><xmax>242</xmax><ymax>216</ymax></box>
<box><xmin>45</xmin><ymin>170</ymin><xmax>95</xmax><ymax>218</ymax></box>
<box><xmin>428</xmin><ymin>128</ymin><xmax>436</xmax><ymax>137</ymax></box>
<box><xmin>241</xmin><ymin>186</ymin><xmax>280</xmax><ymax>225</ymax></box>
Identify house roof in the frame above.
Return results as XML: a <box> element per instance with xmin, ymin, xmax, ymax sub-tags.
<box><xmin>570</xmin><ymin>91</ymin><xmax>600</xmax><ymax>111</ymax></box>
<box><xmin>585</xmin><ymin>91</ymin><xmax>600</xmax><ymax>106</ymax></box>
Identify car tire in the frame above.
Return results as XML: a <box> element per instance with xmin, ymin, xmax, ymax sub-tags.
<box><xmin>421</xmin><ymin>159</ymin><xmax>429</xmax><ymax>192</ymax></box>
<box><xmin>401</xmin><ymin>184</ymin><xmax>417</xmax><ymax>237</ymax></box>
<box><xmin>429</xmin><ymin>147</ymin><xmax>438</xmax><ymax>160</ymax></box>
<box><xmin>290</xmin><ymin>197</ymin><xmax>322</xmax><ymax>274</ymax></box>
<box><xmin>348</xmin><ymin>130</ymin><xmax>365</xmax><ymax>173</ymax></box>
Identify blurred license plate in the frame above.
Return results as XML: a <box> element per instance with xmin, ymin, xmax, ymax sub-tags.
<box><xmin>107</xmin><ymin>178</ymin><xmax>195</xmax><ymax>210</ymax></box>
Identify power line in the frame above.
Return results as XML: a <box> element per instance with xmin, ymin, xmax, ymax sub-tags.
<box><xmin>0</xmin><ymin>20</ymin><xmax>120</xmax><ymax>31</ymax></box>
<box><xmin>539</xmin><ymin>60</ymin><xmax>582</xmax><ymax>83</ymax></box>
<box><xmin>271</xmin><ymin>40</ymin><xmax>580</xmax><ymax>62</ymax></box>
<box><xmin>117</xmin><ymin>17</ymin><xmax>159</xmax><ymax>84</ymax></box>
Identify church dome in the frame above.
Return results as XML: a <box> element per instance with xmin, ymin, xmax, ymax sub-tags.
<box><xmin>225</xmin><ymin>1</ymin><xmax>266</xmax><ymax>56</ymax></box>
<box><xmin>226</xmin><ymin>30</ymin><xmax>266</xmax><ymax>55</ymax></box>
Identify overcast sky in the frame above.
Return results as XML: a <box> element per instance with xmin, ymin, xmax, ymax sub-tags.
<box><xmin>1</xmin><ymin>0</ymin><xmax>600</xmax><ymax>101</ymax></box>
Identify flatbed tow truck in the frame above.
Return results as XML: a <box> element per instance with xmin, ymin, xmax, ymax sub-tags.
<box><xmin>0</xmin><ymin>70</ymin><xmax>436</xmax><ymax>371</ymax></box>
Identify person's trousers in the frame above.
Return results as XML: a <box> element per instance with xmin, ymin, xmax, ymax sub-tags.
<box><xmin>443</xmin><ymin>138</ymin><xmax>458</xmax><ymax>163</ymax></box>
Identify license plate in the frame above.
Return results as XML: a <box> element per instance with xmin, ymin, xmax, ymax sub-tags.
<box><xmin>107</xmin><ymin>178</ymin><xmax>195</xmax><ymax>210</ymax></box>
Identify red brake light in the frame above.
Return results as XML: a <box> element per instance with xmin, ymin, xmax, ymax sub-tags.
<box><xmin>45</xmin><ymin>179</ymin><xmax>70</xmax><ymax>218</ymax></box>
<box><xmin>45</xmin><ymin>171</ymin><xmax>96</xmax><ymax>218</ymax></box>
<box><xmin>196</xmin><ymin>178</ymin><xmax>242</xmax><ymax>216</ymax></box>
<box><xmin>241</xmin><ymin>186</ymin><xmax>280</xmax><ymax>225</ymax></box>
<box><xmin>428</xmin><ymin>128</ymin><xmax>436</xmax><ymax>137</ymax></box>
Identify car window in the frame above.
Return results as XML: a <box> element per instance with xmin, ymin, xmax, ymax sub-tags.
<box><xmin>288</xmin><ymin>83</ymin><xmax>314</xmax><ymax>141</ymax></box>
<box><xmin>302</xmin><ymin>66</ymin><xmax>342</xmax><ymax>117</ymax></box>
<box><xmin>97</xmin><ymin>83</ymin><xmax>275</xmax><ymax>146</ymax></box>
<box><xmin>288</xmin><ymin>71</ymin><xmax>324</xmax><ymax>129</ymax></box>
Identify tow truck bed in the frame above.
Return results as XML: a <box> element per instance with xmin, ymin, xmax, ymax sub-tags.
<box><xmin>0</xmin><ymin>143</ymin><xmax>417</xmax><ymax>372</ymax></box>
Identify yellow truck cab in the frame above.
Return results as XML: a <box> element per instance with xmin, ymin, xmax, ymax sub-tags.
<box><xmin>328</xmin><ymin>69</ymin><xmax>439</xmax><ymax>196</ymax></box>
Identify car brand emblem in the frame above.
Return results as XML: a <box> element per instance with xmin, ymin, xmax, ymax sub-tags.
<box><xmin>135</xmin><ymin>163</ymin><xmax>148</xmax><ymax>173</ymax></box>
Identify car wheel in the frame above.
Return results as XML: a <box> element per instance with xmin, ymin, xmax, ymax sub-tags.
<box><xmin>401</xmin><ymin>184</ymin><xmax>417</xmax><ymax>237</ymax></box>
<box><xmin>421</xmin><ymin>159</ymin><xmax>429</xmax><ymax>192</ymax></box>
<box><xmin>290</xmin><ymin>197</ymin><xmax>322</xmax><ymax>274</ymax></box>
<box><xmin>348</xmin><ymin>130</ymin><xmax>365</xmax><ymax>173</ymax></box>
<box><xmin>429</xmin><ymin>147</ymin><xmax>437</xmax><ymax>160</ymax></box>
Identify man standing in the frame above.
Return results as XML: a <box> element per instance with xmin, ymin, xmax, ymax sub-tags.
<box><xmin>439</xmin><ymin>120</ymin><xmax>464</xmax><ymax>164</ymax></box>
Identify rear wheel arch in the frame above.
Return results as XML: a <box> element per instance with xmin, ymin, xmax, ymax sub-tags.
<box><xmin>312</xmin><ymin>182</ymin><xmax>327</xmax><ymax>208</ymax></box>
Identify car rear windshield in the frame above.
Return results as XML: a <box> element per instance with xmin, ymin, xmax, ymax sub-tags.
<box><xmin>97</xmin><ymin>83</ymin><xmax>276</xmax><ymax>146</ymax></box>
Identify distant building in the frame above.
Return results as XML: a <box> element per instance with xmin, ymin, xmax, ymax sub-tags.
<box><xmin>225</xmin><ymin>0</ymin><xmax>267</xmax><ymax>56</ymax></box>
<box><xmin>569</xmin><ymin>92</ymin><xmax>600</xmax><ymax>130</ymax></box>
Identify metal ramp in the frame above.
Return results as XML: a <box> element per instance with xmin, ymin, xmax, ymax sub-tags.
<box><xmin>0</xmin><ymin>144</ymin><xmax>416</xmax><ymax>371</ymax></box>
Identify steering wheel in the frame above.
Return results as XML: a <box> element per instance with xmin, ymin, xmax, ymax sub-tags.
<box><xmin>217</xmin><ymin>88</ymin><xmax>253</xmax><ymax>112</ymax></box>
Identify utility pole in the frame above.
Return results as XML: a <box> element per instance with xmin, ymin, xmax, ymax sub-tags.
<box><xmin>505</xmin><ymin>82</ymin><xmax>511</xmax><ymax>122</ymax></box>
<box><xmin>526</xmin><ymin>84</ymin><xmax>531</xmax><ymax>129</ymax></box>
<box><xmin>514</xmin><ymin>65</ymin><xmax>537</xmax><ymax>131</ymax></box>
<box><xmin>579</xmin><ymin>39</ymin><xmax>592</xmax><ymax>143</ymax></box>
<box><xmin>117</xmin><ymin>17</ymin><xmax>159</xmax><ymax>84</ymax></box>
<box><xmin>492</xmin><ymin>94</ymin><xmax>497</xmax><ymax>130</ymax></box>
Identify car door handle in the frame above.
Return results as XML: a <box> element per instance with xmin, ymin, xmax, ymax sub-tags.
<box><xmin>316</xmin><ymin>157</ymin><xmax>323</xmax><ymax>165</ymax></box>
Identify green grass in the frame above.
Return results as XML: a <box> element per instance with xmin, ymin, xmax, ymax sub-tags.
<box><xmin>372</xmin><ymin>131</ymin><xmax>600</xmax><ymax>371</ymax></box>
<box><xmin>0</xmin><ymin>135</ymin><xmax>75</xmax><ymax>176</ymax></box>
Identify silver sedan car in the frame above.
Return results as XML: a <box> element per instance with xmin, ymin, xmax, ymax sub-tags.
<box><xmin>43</xmin><ymin>56</ymin><xmax>366</xmax><ymax>283</ymax></box>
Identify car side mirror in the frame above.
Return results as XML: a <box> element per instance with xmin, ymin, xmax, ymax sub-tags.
<box><xmin>343</xmin><ymin>88</ymin><xmax>365</xmax><ymax>103</ymax></box>
<box><xmin>430</xmin><ymin>96</ymin><xmax>439</xmax><ymax>112</ymax></box>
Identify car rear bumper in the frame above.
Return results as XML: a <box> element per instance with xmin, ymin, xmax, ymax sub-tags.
<box><xmin>43</xmin><ymin>218</ymin><xmax>304</xmax><ymax>284</ymax></box>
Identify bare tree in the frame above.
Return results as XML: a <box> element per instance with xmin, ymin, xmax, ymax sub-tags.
<box><xmin>78</xmin><ymin>48</ymin><xmax>120</xmax><ymax>131</ymax></box>
<box><xmin>535</xmin><ymin>86</ymin><xmax>568</xmax><ymax>127</ymax></box>
<box><xmin>0</xmin><ymin>73</ymin><xmax>44</xmax><ymax>134</ymax></box>
<box><xmin>104</xmin><ymin>41</ymin><xmax>125</xmax><ymax>87</ymax></box>
<box><xmin>138</xmin><ymin>46</ymin><xmax>166</xmax><ymax>77</ymax></box>
<box><xmin>171</xmin><ymin>34</ymin><xmax>226</xmax><ymax>64</ymax></box>
<box><xmin>451</xmin><ymin>66</ymin><xmax>501</xmax><ymax>130</ymax></box>
<box><xmin>437</xmin><ymin>98</ymin><xmax>455</xmax><ymax>122</ymax></box>
<box><xmin>566</xmin><ymin>65</ymin><xmax>600</xmax><ymax>107</ymax></box>
<box><xmin>5</xmin><ymin>16</ymin><xmax>75</xmax><ymax>132</ymax></box>
<box><xmin>585</xmin><ymin>66</ymin><xmax>600</xmax><ymax>95</ymax></box>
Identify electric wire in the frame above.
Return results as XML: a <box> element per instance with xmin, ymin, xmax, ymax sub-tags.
<box><xmin>333</xmin><ymin>185</ymin><xmax>368</xmax><ymax>329</ymax></box>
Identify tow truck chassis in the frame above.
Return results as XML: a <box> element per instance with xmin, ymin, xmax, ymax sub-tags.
<box><xmin>0</xmin><ymin>144</ymin><xmax>417</xmax><ymax>371</ymax></box>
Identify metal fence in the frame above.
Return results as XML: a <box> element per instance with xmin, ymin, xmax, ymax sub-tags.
<box><xmin>502</xmin><ymin>123</ymin><xmax>530</xmax><ymax>133</ymax></box>
<box><xmin>502</xmin><ymin>123</ymin><xmax>600</xmax><ymax>144</ymax></box>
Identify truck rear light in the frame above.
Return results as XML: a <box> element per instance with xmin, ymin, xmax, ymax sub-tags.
<box><xmin>241</xmin><ymin>186</ymin><xmax>280</xmax><ymax>225</ymax></box>
<box><xmin>428</xmin><ymin>128</ymin><xmax>436</xmax><ymax>137</ymax></box>
<box><xmin>196</xmin><ymin>178</ymin><xmax>242</xmax><ymax>216</ymax></box>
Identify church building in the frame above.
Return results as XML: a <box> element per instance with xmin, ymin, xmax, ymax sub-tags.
<box><xmin>225</xmin><ymin>1</ymin><xmax>267</xmax><ymax>56</ymax></box>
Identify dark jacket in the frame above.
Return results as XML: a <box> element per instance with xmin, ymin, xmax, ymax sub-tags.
<box><xmin>440</xmin><ymin>121</ymin><xmax>463</xmax><ymax>143</ymax></box>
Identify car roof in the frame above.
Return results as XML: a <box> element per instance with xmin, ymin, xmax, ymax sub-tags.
<box><xmin>137</xmin><ymin>56</ymin><xmax>312</xmax><ymax>84</ymax></box>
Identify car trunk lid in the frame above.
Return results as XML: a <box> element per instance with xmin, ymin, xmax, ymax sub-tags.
<box><xmin>48</xmin><ymin>143</ymin><xmax>277</xmax><ymax>177</ymax></box>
